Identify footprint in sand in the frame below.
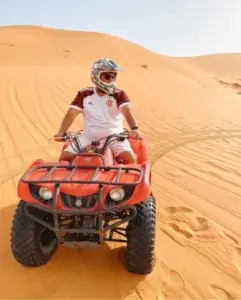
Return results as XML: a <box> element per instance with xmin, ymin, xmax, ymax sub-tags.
<box><xmin>164</xmin><ymin>206</ymin><xmax>193</xmax><ymax>214</ymax></box>
<box><xmin>161</xmin><ymin>206</ymin><xmax>220</xmax><ymax>246</ymax></box>
<box><xmin>228</xmin><ymin>246</ymin><xmax>241</xmax><ymax>273</ymax></box>
<box><xmin>161</xmin><ymin>269</ymin><xmax>186</xmax><ymax>299</ymax></box>
<box><xmin>209</xmin><ymin>284</ymin><xmax>234</xmax><ymax>299</ymax></box>
<box><xmin>194</xmin><ymin>217</ymin><xmax>209</xmax><ymax>231</ymax></box>
<box><xmin>168</xmin><ymin>223</ymin><xmax>193</xmax><ymax>239</ymax></box>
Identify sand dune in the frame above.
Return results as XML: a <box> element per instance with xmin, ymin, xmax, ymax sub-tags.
<box><xmin>1</xmin><ymin>25</ymin><xmax>241</xmax><ymax>299</ymax></box>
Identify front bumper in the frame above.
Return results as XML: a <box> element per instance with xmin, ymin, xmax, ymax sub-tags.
<box><xmin>24</xmin><ymin>183</ymin><xmax>137</xmax><ymax>243</ymax></box>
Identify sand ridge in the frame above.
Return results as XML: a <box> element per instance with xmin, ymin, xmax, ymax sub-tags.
<box><xmin>1</xmin><ymin>25</ymin><xmax>241</xmax><ymax>299</ymax></box>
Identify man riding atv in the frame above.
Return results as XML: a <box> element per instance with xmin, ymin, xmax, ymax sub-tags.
<box><xmin>10</xmin><ymin>58</ymin><xmax>156</xmax><ymax>275</ymax></box>
<box><xmin>54</xmin><ymin>58</ymin><xmax>142</xmax><ymax>164</ymax></box>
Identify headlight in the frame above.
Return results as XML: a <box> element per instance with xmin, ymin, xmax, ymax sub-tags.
<box><xmin>39</xmin><ymin>187</ymin><xmax>53</xmax><ymax>200</ymax></box>
<box><xmin>109</xmin><ymin>188</ymin><xmax>125</xmax><ymax>202</ymax></box>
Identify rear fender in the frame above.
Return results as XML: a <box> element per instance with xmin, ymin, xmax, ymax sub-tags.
<box><xmin>133</xmin><ymin>161</ymin><xmax>152</xmax><ymax>202</ymax></box>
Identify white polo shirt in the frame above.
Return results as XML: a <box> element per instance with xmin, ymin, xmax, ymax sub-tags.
<box><xmin>70</xmin><ymin>86</ymin><xmax>131</xmax><ymax>140</ymax></box>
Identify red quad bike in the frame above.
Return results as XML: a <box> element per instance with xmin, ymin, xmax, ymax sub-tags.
<box><xmin>10</xmin><ymin>129</ymin><xmax>156</xmax><ymax>274</ymax></box>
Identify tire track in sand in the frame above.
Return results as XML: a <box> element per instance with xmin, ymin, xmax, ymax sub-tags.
<box><xmin>51</xmin><ymin>91</ymin><xmax>69</xmax><ymax>117</ymax></box>
<box><xmin>149</xmin><ymin>131</ymin><xmax>241</xmax><ymax>166</ymax></box>
<box><xmin>54</xmin><ymin>84</ymin><xmax>71</xmax><ymax>104</ymax></box>
<box><xmin>0</xmin><ymin>143</ymin><xmax>8</xmax><ymax>172</ymax></box>
<box><xmin>10</xmin><ymin>80</ymin><xmax>50</xmax><ymax>141</ymax></box>
<box><xmin>0</xmin><ymin>78</ymin><xmax>69</xmax><ymax>186</ymax></box>
<box><xmin>0</xmin><ymin>77</ymin><xmax>25</xmax><ymax>165</ymax></box>
<box><xmin>32</xmin><ymin>80</ymin><xmax>58</xmax><ymax>134</ymax></box>
<box><xmin>0</xmin><ymin>76</ymin><xmax>62</xmax><ymax>184</ymax></box>
<box><xmin>150</xmin><ymin>129</ymin><xmax>241</xmax><ymax>296</ymax></box>
<box><xmin>174</xmin><ymin>145</ymin><xmax>241</xmax><ymax>172</ymax></box>
<box><xmin>7</xmin><ymin>79</ymin><xmax>55</xmax><ymax>160</ymax></box>
<box><xmin>1</xmin><ymin>127</ymin><xmax>241</xmax><ymax>187</ymax></box>
<box><xmin>0</xmin><ymin>143</ymin><xmax>60</xmax><ymax>186</ymax></box>
<box><xmin>0</xmin><ymin>162</ymin><xmax>29</xmax><ymax>185</ymax></box>
<box><xmin>165</xmin><ymin>151</ymin><xmax>241</xmax><ymax>203</ymax></box>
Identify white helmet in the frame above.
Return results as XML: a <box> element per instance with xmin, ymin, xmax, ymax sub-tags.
<box><xmin>91</xmin><ymin>58</ymin><xmax>122</xmax><ymax>94</ymax></box>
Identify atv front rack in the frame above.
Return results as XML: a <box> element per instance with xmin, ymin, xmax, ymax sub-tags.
<box><xmin>21</xmin><ymin>164</ymin><xmax>144</xmax><ymax>245</ymax></box>
<box><xmin>21</xmin><ymin>164</ymin><xmax>143</xmax><ymax>186</ymax></box>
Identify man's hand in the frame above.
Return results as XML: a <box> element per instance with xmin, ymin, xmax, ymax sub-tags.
<box><xmin>54</xmin><ymin>132</ymin><xmax>66</xmax><ymax>142</ymax></box>
<box><xmin>130</xmin><ymin>128</ymin><xmax>142</xmax><ymax>139</ymax></box>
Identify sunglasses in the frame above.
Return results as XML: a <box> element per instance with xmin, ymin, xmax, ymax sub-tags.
<box><xmin>101</xmin><ymin>72</ymin><xmax>117</xmax><ymax>81</ymax></box>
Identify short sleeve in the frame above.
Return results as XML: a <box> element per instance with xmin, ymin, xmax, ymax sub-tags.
<box><xmin>116</xmin><ymin>90</ymin><xmax>131</xmax><ymax>109</ymax></box>
<box><xmin>70</xmin><ymin>91</ymin><xmax>83</xmax><ymax>111</ymax></box>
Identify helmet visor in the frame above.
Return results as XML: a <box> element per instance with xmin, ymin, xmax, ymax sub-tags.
<box><xmin>100</xmin><ymin>72</ymin><xmax>117</xmax><ymax>82</ymax></box>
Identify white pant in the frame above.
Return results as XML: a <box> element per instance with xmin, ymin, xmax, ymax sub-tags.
<box><xmin>64</xmin><ymin>133</ymin><xmax>135</xmax><ymax>158</ymax></box>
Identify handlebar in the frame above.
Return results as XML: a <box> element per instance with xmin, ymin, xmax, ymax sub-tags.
<box><xmin>54</xmin><ymin>129</ymin><xmax>131</xmax><ymax>155</ymax></box>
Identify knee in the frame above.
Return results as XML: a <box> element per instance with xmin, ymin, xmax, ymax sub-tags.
<box><xmin>59</xmin><ymin>151</ymin><xmax>76</xmax><ymax>163</ymax></box>
<box><xmin>129</xmin><ymin>153</ymin><xmax>137</xmax><ymax>164</ymax></box>
<box><xmin>116</xmin><ymin>151</ymin><xmax>136</xmax><ymax>164</ymax></box>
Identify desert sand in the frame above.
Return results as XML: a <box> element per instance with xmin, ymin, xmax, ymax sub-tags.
<box><xmin>1</xmin><ymin>25</ymin><xmax>241</xmax><ymax>299</ymax></box>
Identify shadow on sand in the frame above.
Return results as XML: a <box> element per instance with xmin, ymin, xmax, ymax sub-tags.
<box><xmin>0</xmin><ymin>204</ymin><xmax>146</xmax><ymax>299</ymax></box>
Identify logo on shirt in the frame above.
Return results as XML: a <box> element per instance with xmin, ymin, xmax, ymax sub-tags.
<box><xmin>106</xmin><ymin>99</ymin><xmax>114</xmax><ymax>107</ymax></box>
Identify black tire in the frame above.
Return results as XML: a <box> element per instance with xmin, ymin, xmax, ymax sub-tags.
<box><xmin>10</xmin><ymin>200</ymin><xmax>58</xmax><ymax>267</ymax></box>
<box><xmin>125</xmin><ymin>194</ymin><xmax>156</xmax><ymax>274</ymax></box>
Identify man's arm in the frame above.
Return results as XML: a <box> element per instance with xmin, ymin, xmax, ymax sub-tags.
<box><xmin>117</xmin><ymin>90</ymin><xmax>141</xmax><ymax>138</ymax></box>
<box><xmin>117</xmin><ymin>90</ymin><xmax>138</xmax><ymax>129</ymax></box>
<box><xmin>120</xmin><ymin>105</ymin><xmax>138</xmax><ymax>130</ymax></box>
<box><xmin>55</xmin><ymin>90</ymin><xmax>84</xmax><ymax>137</ymax></box>
<box><xmin>57</xmin><ymin>108</ymin><xmax>81</xmax><ymax>134</ymax></box>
